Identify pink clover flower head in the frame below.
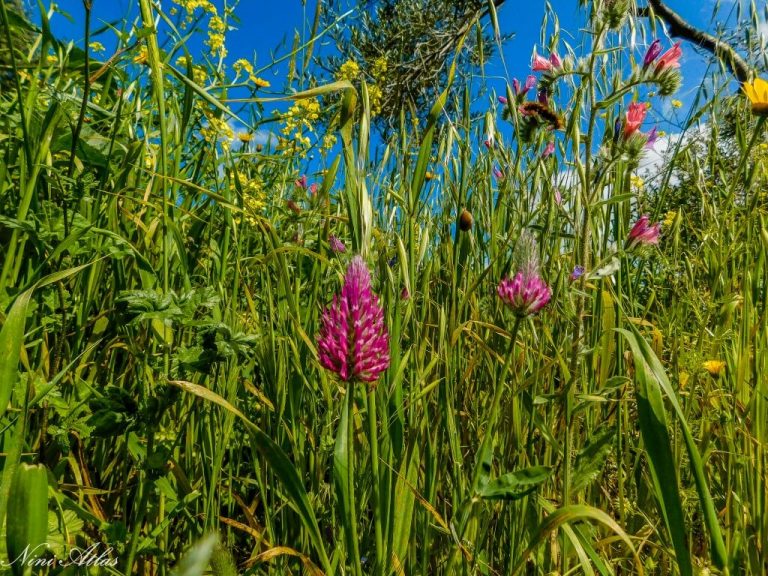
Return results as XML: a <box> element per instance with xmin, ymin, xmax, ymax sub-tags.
<box><xmin>542</xmin><ymin>141</ymin><xmax>555</xmax><ymax>158</ymax></box>
<box><xmin>497</xmin><ymin>272</ymin><xmax>552</xmax><ymax>317</ymax></box>
<box><xmin>317</xmin><ymin>256</ymin><xmax>390</xmax><ymax>383</ymax></box>
<box><xmin>643</xmin><ymin>39</ymin><xmax>662</xmax><ymax>68</ymax></box>
<box><xmin>656</xmin><ymin>42</ymin><xmax>682</xmax><ymax>71</ymax></box>
<box><xmin>329</xmin><ymin>235</ymin><xmax>346</xmax><ymax>253</ymax></box>
<box><xmin>624</xmin><ymin>102</ymin><xmax>647</xmax><ymax>139</ymax></box>
<box><xmin>309</xmin><ymin>183</ymin><xmax>318</xmax><ymax>195</ymax></box>
<box><xmin>626</xmin><ymin>214</ymin><xmax>661</xmax><ymax>249</ymax></box>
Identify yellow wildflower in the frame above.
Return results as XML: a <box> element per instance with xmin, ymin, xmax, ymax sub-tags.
<box><xmin>743</xmin><ymin>77</ymin><xmax>768</xmax><ymax>116</ymax></box>
<box><xmin>205</xmin><ymin>15</ymin><xmax>227</xmax><ymax>57</ymax></box>
<box><xmin>201</xmin><ymin>112</ymin><xmax>234</xmax><ymax>146</ymax></box>
<box><xmin>237</xmin><ymin>132</ymin><xmax>252</xmax><ymax>143</ymax></box>
<box><xmin>630</xmin><ymin>174</ymin><xmax>644</xmax><ymax>189</ymax></box>
<box><xmin>702</xmin><ymin>360</ymin><xmax>726</xmax><ymax>377</ymax></box>
<box><xmin>679</xmin><ymin>371</ymin><xmax>689</xmax><ymax>389</ymax></box>
<box><xmin>336</xmin><ymin>59</ymin><xmax>361</xmax><ymax>81</ymax></box>
<box><xmin>662</xmin><ymin>210</ymin><xmax>676</xmax><ymax>227</ymax></box>
<box><xmin>253</xmin><ymin>77</ymin><xmax>270</xmax><ymax>88</ymax></box>
<box><xmin>322</xmin><ymin>133</ymin><xmax>337</xmax><ymax>150</ymax></box>
<box><xmin>89</xmin><ymin>41</ymin><xmax>105</xmax><ymax>53</ymax></box>
<box><xmin>370</xmin><ymin>56</ymin><xmax>388</xmax><ymax>80</ymax></box>
<box><xmin>133</xmin><ymin>45</ymin><xmax>148</xmax><ymax>65</ymax></box>
<box><xmin>368</xmin><ymin>83</ymin><xmax>383</xmax><ymax>116</ymax></box>
<box><xmin>425</xmin><ymin>171</ymin><xmax>437</xmax><ymax>181</ymax></box>
<box><xmin>671</xmin><ymin>99</ymin><xmax>682</xmax><ymax>108</ymax></box>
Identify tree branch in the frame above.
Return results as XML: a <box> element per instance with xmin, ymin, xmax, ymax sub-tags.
<box><xmin>642</xmin><ymin>0</ymin><xmax>751</xmax><ymax>83</ymax></box>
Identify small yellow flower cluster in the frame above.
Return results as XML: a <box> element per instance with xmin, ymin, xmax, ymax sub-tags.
<box><xmin>206</xmin><ymin>15</ymin><xmax>227</xmax><ymax>58</ymax></box>
<box><xmin>370</xmin><ymin>56</ymin><xmax>388</xmax><ymax>79</ymax></box>
<box><xmin>230</xmin><ymin>170</ymin><xmax>266</xmax><ymax>224</ymax></box>
<box><xmin>279</xmin><ymin>98</ymin><xmax>321</xmax><ymax>152</ymax></box>
<box><xmin>321</xmin><ymin>133</ymin><xmax>337</xmax><ymax>151</ymax></box>
<box><xmin>144</xmin><ymin>143</ymin><xmax>159</xmax><ymax>170</ymax></box>
<box><xmin>233</xmin><ymin>59</ymin><xmax>270</xmax><ymax>88</ymax></box>
<box><xmin>173</xmin><ymin>0</ymin><xmax>217</xmax><ymax>17</ymax></box>
<box><xmin>336</xmin><ymin>59</ymin><xmax>361</xmax><ymax>81</ymax></box>
<box><xmin>671</xmin><ymin>99</ymin><xmax>682</xmax><ymax>109</ymax></box>
<box><xmin>201</xmin><ymin>112</ymin><xmax>234</xmax><ymax>149</ymax></box>
<box><xmin>89</xmin><ymin>41</ymin><xmax>105</xmax><ymax>53</ymax></box>
<box><xmin>662</xmin><ymin>210</ymin><xmax>676</xmax><ymax>227</ymax></box>
<box><xmin>629</xmin><ymin>174</ymin><xmax>644</xmax><ymax>189</ymax></box>
<box><xmin>174</xmin><ymin>56</ymin><xmax>208</xmax><ymax>85</ymax></box>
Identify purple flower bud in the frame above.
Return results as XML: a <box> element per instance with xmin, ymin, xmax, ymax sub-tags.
<box><xmin>569</xmin><ymin>265</ymin><xmax>585</xmax><ymax>281</ymax></box>
<box><xmin>643</xmin><ymin>39</ymin><xmax>662</xmax><ymax>68</ymax></box>
<box><xmin>493</xmin><ymin>166</ymin><xmax>504</xmax><ymax>179</ymax></box>
<box><xmin>644</xmin><ymin>126</ymin><xmax>659</xmax><ymax>149</ymax></box>
<box><xmin>329</xmin><ymin>235</ymin><xmax>346</xmax><ymax>253</ymax></box>
<box><xmin>498</xmin><ymin>95</ymin><xmax>508</xmax><ymax>105</ymax></box>
<box><xmin>542</xmin><ymin>141</ymin><xmax>555</xmax><ymax>158</ymax></box>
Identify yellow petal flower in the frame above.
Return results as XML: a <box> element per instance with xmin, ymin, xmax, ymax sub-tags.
<box><xmin>702</xmin><ymin>360</ymin><xmax>726</xmax><ymax>377</ymax></box>
<box><xmin>743</xmin><ymin>77</ymin><xmax>768</xmax><ymax>116</ymax></box>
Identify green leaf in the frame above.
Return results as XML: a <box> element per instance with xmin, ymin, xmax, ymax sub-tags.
<box><xmin>6</xmin><ymin>464</ymin><xmax>49</xmax><ymax>576</ymax></box>
<box><xmin>478</xmin><ymin>466</ymin><xmax>552</xmax><ymax>500</ymax></box>
<box><xmin>618</xmin><ymin>328</ymin><xmax>692</xmax><ymax>576</ymax></box>
<box><xmin>572</xmin><ymin>428</ymin><xmax>615</xmax><ymax>493</ymax></box>
<box><xmin>171</xmin><ymin>533</ymin><xmax>217</xmax><ymax>576</ymax></box>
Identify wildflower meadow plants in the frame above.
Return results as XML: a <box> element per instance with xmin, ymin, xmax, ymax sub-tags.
<box><xmin>2</xmin><ymin>0</ymin><xmax>768</xmax><ymax>575</ymax></box>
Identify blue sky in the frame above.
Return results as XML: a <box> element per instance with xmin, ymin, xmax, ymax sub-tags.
<box><xmin>40</xmin><ymin>0</ymin><xmax>751</xmax><ymax>153</ymax></box>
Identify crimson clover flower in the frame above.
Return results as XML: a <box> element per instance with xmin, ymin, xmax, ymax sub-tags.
<box><xmin>656</xmin><ymin>42</ymin><xmax>682</xmax><ymax>71</ymax></box>
<box><xmin>623</xmin><ymin>102</ymin><xmax>647</xmax><ymax>139</ymax></box>
<box><xmin>317</xmin><ymin>256</ymin><xmax>389</xmax><ymax>383</ymax></box>
<box><xmin>497</xmin><ymin>232</ymin><xmax>552</xmax><ymax>317</ymax></box>
<box><xmin>626</xmin><ymin>214</ymin><xmax>661</xmax><ymax>250</ymax></box>
<box><xmin>642</xmin><ymin>39</ymin><xmax>662</xmax><ymax>68</ymax></box>
<box><xmin>498</xmin><ymin>273</ymin><xmax>551</xmax><ymax>317</ymax></box>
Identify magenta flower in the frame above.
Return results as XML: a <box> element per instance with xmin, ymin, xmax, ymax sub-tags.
<box><xmin>549</xmin><ymin>52</ymin><xmax>562</xmax><ymax>68</ymax></box>
<box><xmin>329</xmin><ymin>235</ymin><xmax>346</xmax><ymax>253</ymax></box>
<box><xmin>317</xmin><ymin>256</ymin><xmax>389</xmax><ymax>383</ymax></box>
<box><xmin>513</xmin><ymin>75</ymin><xmax>537</xmax><ymax>96</ymax></box>
<box><xmin>498</xmin><ymin>95</ymin><xmax>508</xmax><ymax>105</ymax></box>
<box><xmin>295</xmin><ymin>174</ymin><xmax>308</xmax><ymax>189</ymax></box>
<box><xmin>542</xmin><ymin>141</ymin><xmax>555</xmax><ymax>158</ymax></box>
<box><xmin>532</xmin><ymin>53</ymin><xmax>551</xmax><ymax>71</ymax></box>
<box><xmin>484</xmin><ymin>138</ymin><xmax>493</xmax><ymax>149</ymax></box>
<box><xmin>493</xmin><ymin>166</ymin><xmax>504</xmax><ymax>179</ymax></box>
<box><xmin>497</xmin><ymin>272</ymin><xmax>551</xmax><ymax>317</ymax></box>
<box><xmin>400</xmin><ymin>286</ymin><xmax>410</xmax><ymax>301</ymax></box>
<box><xmin>642</xmin><ymin>39</ymin><xmax>662</xmax><ymax>68</ymax></box>
<box><xmin>656</xmin><ymin>42</ymin><xmax>682</xmax><ymax>71</ymax></box>
<box><xmin>309</xmin><ymin>183</ymin><xmax>318</xmax><ymax>195</ymax></box>
<box><xmin>624</xmin><ymin>102</ymin><xmax>647</xmax><ymax>139</ymax></box>
<box><xmin>626</xmin><ymin>214</ymin><xmax>661</xmax><ymax>249</ymax></box>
